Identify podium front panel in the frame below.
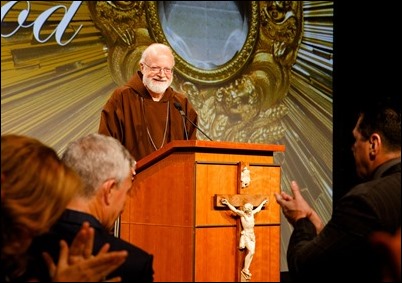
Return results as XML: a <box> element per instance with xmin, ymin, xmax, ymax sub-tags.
<box><xmin>119</xmin><ymin>142</ymin><xmax>283</xmax><ymax>282</ymax></box>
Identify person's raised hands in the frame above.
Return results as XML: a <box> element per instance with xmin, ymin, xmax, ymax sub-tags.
<box><xmin>274</xmin><ymin>181</ymin><xmax>323</xmax><ymax>233</ymax></box>
<box><xmin>43</xmin><ymin>222</ymin><xmax>128</xmax><ymax>282</ymax></box>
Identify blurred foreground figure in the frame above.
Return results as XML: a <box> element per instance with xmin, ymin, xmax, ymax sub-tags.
<box><xmin>1</xmin><ymin>134</ymin><xmax>128</xmax><ymax>282</ymax></box>
<box><xmin>28</xmin><ymin>133</ymin><xmax>154</xmax><ymax>282</ymax></box>
<box><xmin>370</xmin><ymin>227</ymin><xmax>401</xmax><ymax>282</ymax></box>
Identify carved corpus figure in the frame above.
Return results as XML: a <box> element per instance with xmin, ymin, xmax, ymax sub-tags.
<box><xmin>221</xmin><ymin>198</ymin><xmax>268</xmax><ymax>278</ymax></box>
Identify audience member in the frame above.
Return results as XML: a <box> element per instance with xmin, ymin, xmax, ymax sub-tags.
<box><xmin>1</xmin><ymin>134</ymin><xmax>128</xmax><ymax>282</ymax></box>
<box><xmin>275</xmin><ymin>98</ymin><xmax>401</xmax><ymax>281</ymax></box>
<box><xmin>98</xmin><ymin>43</ymin><xmax>198</xmax><ymax>161</ymax></box>
<box><xmin>28</xmin><ymin>133</ymin><xmax>154</xmax><ymax>282</ymax></box>
<box><xmin>369</xmin><ymin>227</ymin><xmax>401</xmax><ymax>282</ymax></box>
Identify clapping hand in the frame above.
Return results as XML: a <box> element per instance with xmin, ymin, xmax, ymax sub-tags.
<box><xmin>42</xmin><ymin>222</ymin><xmax>128</xmax><ymax>282</ymax></box>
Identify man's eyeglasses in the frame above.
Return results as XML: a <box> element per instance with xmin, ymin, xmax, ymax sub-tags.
<box><xmin>142</xmin><ymin>62</ymin><xmax>173</xmax><ymax>75</ymax></box>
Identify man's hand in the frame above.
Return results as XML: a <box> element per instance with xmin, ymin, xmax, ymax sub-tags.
<box><xmin>43</xmin><ymin>222</ymin><xmax>128</xmax><ymax>282</ymax></box>
<box><xmin>274</xmin><ymin>181</ymin><xmax>323</xmax><ymax>233</ymax></box>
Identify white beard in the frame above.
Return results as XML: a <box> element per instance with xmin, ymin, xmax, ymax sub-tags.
<box><xmin>143</xmin><ymin>76</ymin><xmax>172</xmax><ymax>94</ymax></box>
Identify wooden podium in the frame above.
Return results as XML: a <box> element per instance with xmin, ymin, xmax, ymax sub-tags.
<box><xmin>119</xmin><ymin>140</ymin><xmax>285</xmax><ymax>282</ymax></box>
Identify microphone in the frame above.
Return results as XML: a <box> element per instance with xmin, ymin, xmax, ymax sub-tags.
<box><xmin>174</xmin><ymin>102</ymin><xmax>213</xmax><ymax>141</ymax></box>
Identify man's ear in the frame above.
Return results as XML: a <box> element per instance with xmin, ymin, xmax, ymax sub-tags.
<box><xmin>369</xmin><ymin>133</ymin><xmax>381</xmax><ymax>155</ymax></box>
<box><xmin>102</xmin><ymin>178</ymin><xmax>116</xmax><ymax>205</ymax></box>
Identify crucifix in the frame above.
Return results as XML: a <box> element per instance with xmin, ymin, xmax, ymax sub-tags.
<box><xmin>215</xmin><ymin>162</ymin><xmax>269</xmax><ymax>282</ymax></box>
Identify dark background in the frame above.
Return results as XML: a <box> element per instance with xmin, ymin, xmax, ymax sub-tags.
<box><xmin>283</xmin><ymin>2</ymin><xmax>402</xmax><ymax>281</ymax></box>
<box><xmin>332</xmin><ymin>2</ymin><xmax>400</xmax><ymax>204</ymax></box>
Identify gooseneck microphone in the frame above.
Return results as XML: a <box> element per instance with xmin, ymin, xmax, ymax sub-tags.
<box><xmin>174</xmin><ymin>102</ymin><xmax>213</xmax><ymax>141</ymax></box>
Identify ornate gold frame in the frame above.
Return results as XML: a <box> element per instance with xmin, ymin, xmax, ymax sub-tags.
<box><xmin>88</xmin><ymin>1</ymin><xmax>304</xmax><ymax>143</ymax></box>
<box><xmin>145</xmin><ymin>2</ymin><xmax>260</xmax><ymax>85</ymax></box>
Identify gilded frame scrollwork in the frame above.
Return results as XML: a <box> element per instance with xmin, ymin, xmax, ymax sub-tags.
<box><xmin>88</xmin><ymin>1</ymin><xmax>303</xmax><ymax>143</ymax></box>
<box><xmin>145</xmin><ymin>1</ymin><xmax>260</xmax><ymax>85</ymax></box>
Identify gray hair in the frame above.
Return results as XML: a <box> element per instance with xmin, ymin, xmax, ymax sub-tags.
<box><xmin>62</xmin><ymin>133</ymin><xmax>135</xmax><ymax>198</ymax></box>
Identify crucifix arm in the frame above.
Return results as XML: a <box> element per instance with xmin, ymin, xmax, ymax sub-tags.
<box><xmin>252</xmin><ymin>199</ymin><xmax>268</xmax><ymax>214</ymax></box>
<box><xmin>221</xmin><ymin>198</ymin><xmax>242</xmax><ymax>215</ymax></box>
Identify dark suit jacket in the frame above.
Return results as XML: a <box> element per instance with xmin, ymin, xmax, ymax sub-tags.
<box><xmin>27</xmin><ymin>209</ymin><xmax>154</xmax><ymax>282</ymax></box>
<box><xmin>287</xmin><ymin>158</ymin><xmax>401</xmax><ymax>282</ymax></box>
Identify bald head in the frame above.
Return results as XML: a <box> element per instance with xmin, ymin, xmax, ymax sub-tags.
<box><xmin>140</xmin><ymin>43</ymin><xmax>175</xmax><ymax>66</ymax></box>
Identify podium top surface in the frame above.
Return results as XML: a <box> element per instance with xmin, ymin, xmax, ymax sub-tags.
<box><xmin>136</xmin><ymin>140</ymin><xmax>285</xmax><ymax>173</ymax></box>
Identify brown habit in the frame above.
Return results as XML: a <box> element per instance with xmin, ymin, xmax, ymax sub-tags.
<box><xmin>98</xmin><ymin>71</ymin><xmax>198</xmax><ymax>161</ymax></box>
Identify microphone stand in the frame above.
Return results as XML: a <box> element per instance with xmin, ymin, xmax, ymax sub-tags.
<box><xmin>181</xmin><ymin>115</ymin><xmax>189</xmax><ymax>140</ymax></box>
<box><xmin>174</xmin><ymin>102</ymin><xmax>213</xmax><ymax>141</ymax></box>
